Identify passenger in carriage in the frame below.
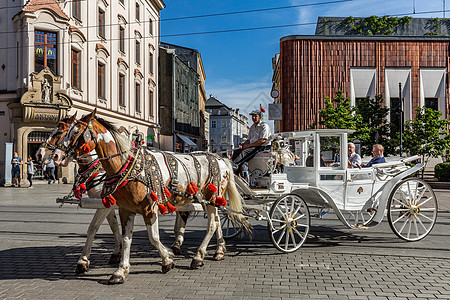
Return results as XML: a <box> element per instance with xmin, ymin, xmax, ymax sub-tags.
<box><xmin>363</xmin><ymin>144</ymin><xmax>386</xmax><ymax>168</ymax></box>
<box><xmin>347</xmin><ymin>142</ymin><xmax>362</xmax><ymax>168</ymax></box>
<box><xmin>231</xmin><ymin>109</ymin><xmax>271</xmax><ymax>174</ymax></box>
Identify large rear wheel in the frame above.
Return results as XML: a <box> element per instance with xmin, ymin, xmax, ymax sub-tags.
<box><xmin>387</xmin><ymin>178</ymin><xmax>438</xmax><ymax>241</ymax></box>
<box><xmin>268</xmin><ymin>194</ymin><xmax>310</xmax><ymax>253</ymax></box>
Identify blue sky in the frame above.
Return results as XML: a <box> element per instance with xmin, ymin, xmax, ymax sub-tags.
<box><xmin>160</xmin><ymin>0</ymin><xmax>446</xmax><ymax>118</ymax></box>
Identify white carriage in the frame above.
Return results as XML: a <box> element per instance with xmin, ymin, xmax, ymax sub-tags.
<box><xmin>222</xmin><ymin>129</ymin><xmax>438</xmax><ymax>253</ymax></box>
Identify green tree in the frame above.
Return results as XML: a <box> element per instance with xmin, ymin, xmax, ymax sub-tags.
<box><xmin>403</xmin><ymin>107</ymin><xmax>450</xmax><ymax>177</ymax></box>
<box><xmin>318</xmin><ymin>90</ymin><xmax>361</xmax><ymax>129</ymax></box>
<box><xmin>355</xmin><ymin>95</ymin><xmax>391</xmax><ymax>156</ymax></box>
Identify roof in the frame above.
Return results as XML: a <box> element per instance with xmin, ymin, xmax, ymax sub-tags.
<box><xmin>205</xmin><ymin>96</ymin><xmax>230</xmax><ymax>109</ymax></box>
<box><xmin>21</xmin><ymin>0</ymin><xmax>69</xmax><ymax>20</ymax></box>
<box><xmin>281</xmin><ymin>34</ymin><xmax>450</xmax><ymax>43</ymax></box>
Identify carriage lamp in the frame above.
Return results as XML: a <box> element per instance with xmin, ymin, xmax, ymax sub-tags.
<box><xmin>353</xmin><ymin>138</ymin><xmax>361</xmax><ymax>156</ymax></box>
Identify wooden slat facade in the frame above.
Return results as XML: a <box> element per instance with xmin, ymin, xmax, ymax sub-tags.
<box><xmin>279</xmin><ymin>37</ymin><xmax>450</xmax><ymax>132</ymax></box>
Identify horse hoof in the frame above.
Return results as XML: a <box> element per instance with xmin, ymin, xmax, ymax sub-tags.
<box><xmin>75</xmin><ymin>263</ymin><xmax>89</xmax><ymax>274</ymax></box>
<box><xmin>190</xmin><ymin>260</ymin><xmax>204</xmax><ymax>269</ymax></box>
<box><xmin>162</xmin><ymin>262</ymin><xmax>174</xmax><ymax>274</ymax></box>
<box><xmin>171</xmin><ymin>246</ymin><xmax>182</xmax><ymax>255</ymax></box>
<box><xmin>213</xmin><ymin>253</ymin><xmax>225</xmax><ymax>261</ymax></box>
<box><xmin>108</xmin><ymin>275</ymin><xmax>125</xmax><ymax>285</ymax></box>
<box><xmin>108</xmin><ymin>253</ymin><xmax>121</xmax><ymax>265</ymax></box>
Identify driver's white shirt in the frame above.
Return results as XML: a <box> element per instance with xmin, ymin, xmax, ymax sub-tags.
<box><xmin>248</xmin><ymin>121</ymin><xmax>271</xmax><ymax>146</ymax></box>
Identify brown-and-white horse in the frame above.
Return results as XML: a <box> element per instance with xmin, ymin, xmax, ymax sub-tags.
<box><xmin>35</xmin><ymin>114</ymin><xmax>122</xmax><ymax>273</ymax></box>
<box><xmin>52</xmin><ymin>110</ymin><xmax>251</xmax><ymax>284</ymax></box>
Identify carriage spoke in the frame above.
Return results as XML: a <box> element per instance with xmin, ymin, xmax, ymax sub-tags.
<box><xmin>393</xmin><ymin>198</ymin><xmax>409</xmax><ymax>207</ymax></box>
<box><xmin>392</xmin><ymin>211</ymin><xmax>408</xmax><ymax>225</ymax></box>
<box><xmin>417</xmin><ymin>196</ymin><xmax>433</xmax><ymax>207</ymax></box>
<box><xmin>398</xmin><ymin>216</ymin><xmax>410</xmax><ymax>234</ymax></box>
<box><xmin>413</xmin><ymin>218</ymin><xmax>420</xmax><ymax>238</ymax></box>
<box><xmin>293</xmin><ymin>214</ymin><xmax>306</xmax><ymax>221</ymax></box>
<box><xmin>416</xmin><ymin>216</ymin><xmax>429</xmax><ymax>231</ymax></box>
<box><xmin>276</xmin><ymin>227</ymin><xmax>287</xmax><ymax>245</ymax></box>
<box><xmin>276</xmin><ymin>206</ymin><xmax>286</xmax><ymax>217</ymax></box>
<box><xmin>417</xmin><ymin>212</ymin><xmax>434</xmax><ymax>222</ymax></box>
<box><xmin>407</xmin><ymin>216</ymin><xmax>413</xmax><ymax>239</ymax></box>
<box><xmin>293</xmin><ymin>227</ymin><xmax>305</xmax><ymax>239</ymax></box>
<box><xmin>271</xmin><ymin>218</ymin><xmax>287</xmax><ymax>224</ymax></box>
<box><xmin>390</xmin><ymin>208</ymin><xmax>409</xmax><ymax>212</ymax></box>
<box><xmin>284</xmin><ymin>229</ymin><xmax>290</xmax><ymax>250</ymax></box>
<box><xmin>417</xmin><ymin>208</ymin><xmax>436</xmax><ymax>212</ymax></box>
<box><xmin>290</xmin><ymin>197</ymin><xmax>296</xmax><ymax>215</ymax></box>
<box><xmin>289</xmin><ymin>230</ymin><xmax>297</xmax><ymax>248</ymax></box>
<box><xmin>292</xmin><ymin>204</ymin><xmax>302</xmax><ymax>218</ymax></box>
<box><xmin>414</xmin><ymin>187</ymin><xmax>426</xmax><ymax>206</ymax></box>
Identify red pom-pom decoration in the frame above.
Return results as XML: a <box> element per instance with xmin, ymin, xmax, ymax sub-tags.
<box><xmin>81</xmin><ymin>143</ymin><xmax>91</xmax><ymax>153</ymax></box>
<box><xmin>208</xmin><ymin>183</ymin><xmax>217</xmax><ymax>193</ymax></box>
<box><xmin>167</xmin><ymin>202</ymin><xmax>177</xmax><ymax>213</ymax></box>
<box><xmin>215</xmin><ymin>196</ymin><xmax>227</xmax><ymax>207</ymax></box>
<box><xmin>164</xmin><ymin>187</ymin><xmax>172</xmax><ymax>198</ymax></box>
<box><xmin>79</xmin><ymin>183</ymin><xmax>86</xmax><ymax>192</ymax></box>
<box><xmin>188</xmin><ymin>182</ymin><xmax>199</xmax><ymax>194</ymax></box>
<box><xmin>102</xmin><ymin>195</ymin><xmax>116</xmax><ymax>208</ymax></box>
<box><xmin>150</xmin><ymin>190</ymin><xmax>158</xmax><ymax>202</ymax></box>
<box><xmin>157</xmin><ymin>203</ymin><xmax>167</xmax><ymax>215</ymax></box>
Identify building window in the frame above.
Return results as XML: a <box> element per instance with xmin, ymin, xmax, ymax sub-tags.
<box><xmin>135</xmin><ymin>2</ymin><xmax>140</xmax><ymax>21</ymax></box>
<box><xmin>98</xmin><ymin>9</ymin><xmax>105</xmax><ymax>39</ymax></box>
<box><xmin>119</xmin><ymin>27</ymin><xmax>125</xmax><ymax>53</ymax></box>
<box><xmin>425</xmin><ymin>97</ymin><xmax>438</xmax><ymax>111</ymax></box>
<box><xmin>98</xmin><ymin>63</ymin><xmax>105</xmax><ymax>99</ymax></box>
<box><xmin>71</xmin><ymin>49</ymin><xmax>80</xmax><ymax>89</ymax></box>
<box><xmin>221</xmin><ymin>135</ymin><xmax>227</xmax><ymax>144</ymax></box>
<box><xmin>149</xmin><ymin>19</ymin><xmax>153</xmax><ymax>35</ymax></box>
<box><xmin>149</xmin><ymin>90</ymin><xmax>154</xmax><ymax>117</ymax></box>
<box><xmin>119</xmin><ymin>74</ymin><xmax>125</xmax><ymax>106</ymax></box>
<box><xmin>72</xmin><ymin>0</ymin><xmax>81</xmax><ymax>21</ymax></box>
<box><xmin>222</xmin><ymin>120</ymin><xmax>226</xmax><ymax>128</ymax></box>
<box><xmin>390</xmin><ymin>98</ymin><xmax>402</xmax><ymax>131</ymax></box>
<box><xmin>34</xmin><ymin>30</ymin><xmax>57</xmax><ymax>74</ymax></box>
<box><xmin>211</xmin><ymin>120</ymin><xmax>216</xmax><ymax>128</ymax></box>
<box><xmin>135</xmin><ymin>83</ymin><xmax>141</xmax><ymax>112</ymax></box>
<box><xmin>149</xmin><ymin>51</ymin><xmax>153</xmax><ymax>74</ymax></box>
<box><xmin>135</xmin><ymin>40</ymin><xmax>140</xmax><ymax>65</ymax></box>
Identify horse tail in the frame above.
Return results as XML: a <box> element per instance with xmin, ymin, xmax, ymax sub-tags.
<box><xmin>223</xmin><ymin>159</ymin><xmax>253</xmax><ymax>237</ymax></box>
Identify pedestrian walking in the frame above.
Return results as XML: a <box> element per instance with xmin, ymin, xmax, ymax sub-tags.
<box><xmin>25</xmin><ymin>156</ymin><xmax>34</xmax><ymax>188</ymax></box>
<box><xmin>45</xmin><ymin>158</ymin><xmax>56</xmax><ymax>184</ymax></box>
<box><xmin>11</xmin><ymin>152</ymin><xmax>23</xmax><ymax>187</ymax></box>
<box><xmin>240</xmin><ymin>162</ymin><xmax>250</xmax><ymax>183</ymax></box>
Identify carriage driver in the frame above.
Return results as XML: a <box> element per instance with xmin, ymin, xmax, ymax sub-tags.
<box><xmin>232</xmin><ymin>109</ymin><xmax>271</xmax><ymax>174</ymax></box>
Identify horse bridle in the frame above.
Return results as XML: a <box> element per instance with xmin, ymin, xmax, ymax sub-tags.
<box><xmin>39</xmin><ymin>120</ymin><xmax>73</xmax><ymax>151</ymax></box>
<box><xmin>56</xmin><ymin>119</ymin><xmax>97</xmax><ymax>158</ymax></box>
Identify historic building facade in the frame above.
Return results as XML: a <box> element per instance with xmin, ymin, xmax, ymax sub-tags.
<box><xmin>206</xmin><ymin>96</ymin><xmax>248</xmax><ymax>156</ymax></box>
<box><xmin>0</xmin><ymin>0</ymin><xmax>164</xmax><ymax>183</ymax></box>
<box><xmin>159</xmin><ymin>46</ymin><xmax>201</xmax><ymax>152</ymax></box>
<box><xmin>273</xmin><ymin>18</ymin><xmax>450</xmax><ymax>132</ymax></box>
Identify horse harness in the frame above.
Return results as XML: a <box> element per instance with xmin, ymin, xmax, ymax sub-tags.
<box><xmin>71</xmin><ymin>159</ymin><xmax>106</xmax><ymax>199</ymax></box>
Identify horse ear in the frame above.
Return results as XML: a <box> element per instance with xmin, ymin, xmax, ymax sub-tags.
<box><xmin>86</xmin><ymin>108</ymin><xmax>97</xmax><ymax>122</ymax></box>
<box><xmin>68</xmin><ymin>112</ymin><xmax>77</xmax><ymax>123</ymax></box>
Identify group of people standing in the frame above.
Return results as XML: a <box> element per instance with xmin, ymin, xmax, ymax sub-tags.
<box><xmin>10</xmin><ymin>152</ymin><xmax>56</xmax><ymax>188</ymax></box>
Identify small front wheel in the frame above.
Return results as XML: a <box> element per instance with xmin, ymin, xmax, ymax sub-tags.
<box><xmin>387</xmin><ymin>178</ymin><xmax>438</xmax><ymax>241</ymax></box>
<box><xmin>268</xmin><ymin>194</ymin><xmax>310</xmax><ymax>253</ymax></box>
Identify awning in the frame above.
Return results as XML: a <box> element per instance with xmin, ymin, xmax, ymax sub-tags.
<box><xmin>177</xmin><ymin>134</ymin><xmax>196</xmax><ymax>147</ymax></box>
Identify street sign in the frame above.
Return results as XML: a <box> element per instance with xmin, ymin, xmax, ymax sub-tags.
<box><xmin>268</xmin><ymin>103</ymin><xmax>282</xmax><ymax>120</ymax></box>
<box><xmin>270</xmin><ymin>89</ymin><xmax>279</xmax><ymax>98</ymax></box>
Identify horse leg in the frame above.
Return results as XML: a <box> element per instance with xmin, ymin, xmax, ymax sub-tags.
<box><xmin>105</xmin><ymin>209</ymin><xmax>122</xmax><ymax>264</ymax></box>
<box><xmin>76</xmin><ymin>208</ymin><xmax>112</xmax><ymax>274</ymax></box>
<box><xmin>109</xmin><ymin>210</ymin><xmax>135</xmax><ymax>285</ymax></box>
<box><xmin>145</xmin><ymin>212</ymin><xmax>175</xmax><ymax>273</ymax></box>
<box><xmin>190</xmin><ymin>205</ymin><xmax>218</xmax><ymax>269</ymax></box>
<box><xmin>213</xmin><ymin>210</ymin><xmax>226</xmax><ymax>261</ymax></box>
<box><xmin>171</xmin><ymin>211</ymin><xmax>189</xmax><ymax>255</ymax></box>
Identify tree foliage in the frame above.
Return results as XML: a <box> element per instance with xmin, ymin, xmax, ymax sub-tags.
<box><xmin>318</xmin><ymin>90</ymin><xmax>361</xmax><ymax>129</ymax></box>
<box><xmin>403</xmin><ymin>107</ymin><xmax>450</xmax><ymax>167</ymax></box>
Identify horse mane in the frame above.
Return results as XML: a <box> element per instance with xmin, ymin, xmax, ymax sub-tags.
<box><xmin>95</xmin><ymin>117</ymin><xmax>131</xmax><ymax>162</ymax></box>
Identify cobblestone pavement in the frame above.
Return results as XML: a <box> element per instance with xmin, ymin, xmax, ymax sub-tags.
<box><xmin>0</xmin><ymin>183</ymin><xmax>449</xmax><ymax>299</ymax></box>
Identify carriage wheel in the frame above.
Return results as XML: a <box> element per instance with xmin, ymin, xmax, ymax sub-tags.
<box><xmin>387</xmin><ymin>178</ymin><xmax>438</xmax><ymax>242</ymax></box>
<box><xmin>268</xmin><ymin>194</ymin><xmax>310</xmax><ymax>253</ymax></box>
<box><xmin>219</xmin><ymin>209</ymin><xmax>243</xmax><ymax>240</ymax></box>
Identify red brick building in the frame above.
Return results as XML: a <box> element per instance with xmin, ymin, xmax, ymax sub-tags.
<box><xmin>273</xmin><ymin>32</ymin><xmax>450</xmax><ymax>132</ymax></box>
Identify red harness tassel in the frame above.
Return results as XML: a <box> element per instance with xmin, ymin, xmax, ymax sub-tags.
<box><xmin>79</xmin><ymin>183</ymin><xmax>86</xmax><ymax>192</ymax></box>
<box><xmin>208</xmin><ymin>183</ymin><xmax>217</xmax><ymax>193</ymax></box>
<box><xmin>81</xmin><ymin>143</ymin><xmax>91</xmax><ymax>153</ymax></box>
<box><xmin>164</xmin><ymin>187</ymin><xmax>172</xmax><ymax>198</ymax></box>
<box><xmin>215</xmin><ymin>196</ymin><xmax>227</xmax><ymax>207</ymax></box>
<box><xmin>157</xmin><ymin>203</ymin><xmax>167</xmax><ymax>215</ymax></box>
<box><xmin>102</xmin><ymin>195</ymin><xmax>116</xmax><ymax>208</ymax></box>
<box><xmin>150</xmin><ymin>190</ymin><xmax>158</xmax><ymax>202</ymax></box>
<box><xmin>167</xmin><ymin>202</ymin><xmax>177</xmax><ymax>213</ymax></box>
<box><xmin>188</xmin><ymin>182</ymin><xmax>199</xmax><ymax>194</ymax></box>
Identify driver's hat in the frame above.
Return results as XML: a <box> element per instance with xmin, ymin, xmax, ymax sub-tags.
<box><xmin>249</xmin><ymin>110</ymin><xmax>262</xmax><ymax>116</ymax></box>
